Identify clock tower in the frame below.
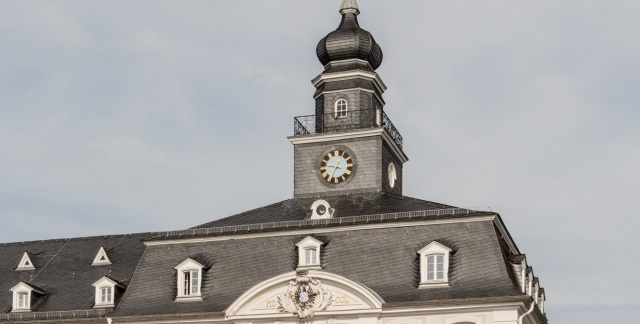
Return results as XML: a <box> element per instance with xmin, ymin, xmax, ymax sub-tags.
<box><xmin>289</xmin><ymin>0</ymin><xmax>408</xmax><ymax>198</ymax></box>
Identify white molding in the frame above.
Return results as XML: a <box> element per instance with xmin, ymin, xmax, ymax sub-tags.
<box><xmin>288</xmin><ymin>128</ymin><xmax>408</xmax><ymax>163</ymax></box>
<box><xmin>492</xmin><ymin>217</ymin><xmax>520</xmax><ymax>255</ymax></box>
<box><xmin>381</xmin><ymin>301</ymin><xmax>525</xmax><ymax>315</ymax></box>
<box><xmin>92</xmin><ymin>247</ymin><xmax>112</xmax><ymax>266</ymax></box>
<box><xmin>418</xmin><ymin>282</ymin><xmax>450</xmax><ymax>289</ymax></box>
<box><xmin>145</xmin><ymin>215</ymin><xmax>497</xmax><ymax>246</ymax></box>
<box><xmin>225</xmin><ymin>270</ymin><xmax>384</xmax><ymax>318</ymax></box>
<box><xmin>444</xmin><ymin>315</ymin><xmax>482</xmax><ymax>324</ymax></box>
<box><xmin>312</xmin><ymin>70</ymin><xmax>387</xmax><ymax>94</ymax></box>
<box><xmin>175</xmin><ymin>296</ymin><xmax>204</xmax><ymax>302</ymax></box>
<box><xmin>16</xmin><ymin>252</ymin><xmax>35</xmax><ymax>271</ymax></box>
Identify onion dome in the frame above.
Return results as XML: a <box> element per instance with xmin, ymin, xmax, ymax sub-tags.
<box><xmin>316</xmin><ymin>0</ymin><xmax>383</xmax><ymax>70</ymax></box>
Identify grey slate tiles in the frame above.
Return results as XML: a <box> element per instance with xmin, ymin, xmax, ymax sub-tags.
<box><xmin>193</xmin><ymin>192</ymin><xmax>454</xmax><ymax>228</ymax></box>
<box><xmin>112</xmin><ymin>220</ymin><xmax>520</xmax><ymax>317</ymax></box>
<box><xmin>0</xmin><ymin>235</ymin><xmax>146</xmax><ymax>314</ymax></box>
<box><xmin>0</xmin><ymin>193</ymin><xmax>522</xmax><ymax>320</ymax></box>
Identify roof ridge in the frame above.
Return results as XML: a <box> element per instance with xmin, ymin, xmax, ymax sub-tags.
<box><xmin>191</xmin><ymin>198</ymin><xmax>294</xmax><ymax>229</ymax></box>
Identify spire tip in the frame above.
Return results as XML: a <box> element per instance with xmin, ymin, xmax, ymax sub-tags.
<box><xmin>340</xmin><ymin>0</ymin><xmax>360</xmax><ymax>15</ymax></box>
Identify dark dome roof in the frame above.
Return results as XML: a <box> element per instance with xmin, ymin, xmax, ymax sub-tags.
<box><xmin>316</xmin><ymin>11</ymin><xmax>383</xmax><ymax>70</ymax></box>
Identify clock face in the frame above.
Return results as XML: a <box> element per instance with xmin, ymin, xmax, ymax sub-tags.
<box><xmin>320</xmin><ymin>150</ymin><xmax>354</xmax><ymax>184</ymax></box>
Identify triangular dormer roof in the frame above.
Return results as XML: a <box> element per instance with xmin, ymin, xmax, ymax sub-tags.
<box><xmin>417</xmin><ymin>241</ymin><xmax>453</xmax><ymax>254</ymax></box>
<box><xmin>174</xmin><ymin>258</ymin><xmax>205</xmax><ymax>270</ymax></box>
<box><xmin>92</xmin><ymin>276</ymin><xmax>125</xmax><ymax>289</ymax></box>
<box><xmin>295</xmin><ymin>236</ymin><xmax>324</xmax><ymax>247</ymax></box>
<box><xmin>16</xmin><ymin>252</ymin><xmax>35</xmax><ymax>271</ymax></box>
<box><xmin>10</xmin><ymin>282</ymin><xmax>44</xmax><ymax>294</ymax></box>
<box><xmin>92</xmin><ymin>247</ymin><xmax>112</xmax><ymax>266</ymax></box>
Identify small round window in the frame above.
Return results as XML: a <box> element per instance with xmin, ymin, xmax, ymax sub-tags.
<box><xmin>335</xmin><ymin>99</ymin><xmax>348</xmax><ymax>118</ymax></box>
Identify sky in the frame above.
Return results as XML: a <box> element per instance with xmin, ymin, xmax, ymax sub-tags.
<box><xmin>0</xmin><ymin>0</ymin><xmax>638</xmax><ymax>322</ymax></box>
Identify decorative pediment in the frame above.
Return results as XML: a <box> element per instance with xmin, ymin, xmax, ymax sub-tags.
<box><xmin>92</xmin><ymin>247</ymin><xmax>112</xmax><ymax>266</ymax></box>
<box><xmin>16</xmin><ymin>252</ymin><xmax>35</xmax><ymax>271</ymax></box>
<box><xmin>226</xmin><ymin>270</ymin><xmax>383</xmax><ymax>322</ymax></box>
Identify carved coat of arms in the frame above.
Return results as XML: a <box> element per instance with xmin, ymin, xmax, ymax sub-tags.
<box><xmin>277</xmin><ymin>271</ymin><xmax>333</xmax><ymax>322</ymax></box>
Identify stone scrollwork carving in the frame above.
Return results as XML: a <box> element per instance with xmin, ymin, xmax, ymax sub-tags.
<box><xmin>277</xmin><ymin>271</ymin><xmax>333</xmax><ymax>322</ymax></box>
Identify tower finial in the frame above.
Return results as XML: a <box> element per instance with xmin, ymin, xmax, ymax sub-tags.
<box><xmin>340</xmin><ymin>0</ymin><xmax>360</xmax><ymax>15</ymax></box>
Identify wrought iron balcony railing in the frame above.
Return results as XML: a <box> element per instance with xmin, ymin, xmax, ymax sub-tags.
<box><xmin>293</xmin><ymin>109</ymin><xmax>404</xmax><ymax>148</ymax></box>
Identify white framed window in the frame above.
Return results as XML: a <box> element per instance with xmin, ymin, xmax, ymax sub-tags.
<box><xmin>304</xmin><ymin>248</ymin><xmax>318</xmax><ymax>265</ymax></box>
<box><xmin>182</xmin><ymin>270</ymin><xmax>200</xmax><ymax>296</ymax></box>
<box><xmin>295</xmin><ymin>236</ymin><xmax>323</xmax><ymax>270</ymax></box>
<box><xmin>92</xmin><ymin>277</ymin><xmax>120</xmax><ymax>307</ymax></box>
<box><xmin>16</xmin><ymin>252</ymin><xmax>36</xmax><ymax>271</ymax></box>
<box><xmin>417</xmin><ymin>241</ymin><xmax>453</xmax><ymax>288</ymax></box>
<box><xmin>17</xmin><ymin>292</ymin><xmax>28</xmax><ymax>309</ymax></box>
<box><xmin>426</xmin><ymin>254</ymin><xmax>445</xmax><ymax>280</ymax></box>
<box><xmin>174</xmin><ymin>258</ymin><xmax>205</xmax><ymax>301</ymax></box>
<box><xmin>10</xmin><ymin>282</ymin><xmax>42</xmax><ymax>312</ymax></box>
<box><xmin>335</xmin><ymin>99</ymin><xmax>348</xmax><ymax>118</ymax></box>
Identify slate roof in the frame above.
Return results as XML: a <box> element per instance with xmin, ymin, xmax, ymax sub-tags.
<box><xmin>0</xmin><ymin>193</ymin><xmax>530</xmax><ymax>321</ymax></box>
<box><xmin>193</xmin><ymin>192</ymin><xmax>454</xmax><ymax>228</ymax></box>
<box><xmin>0</xmin><ymin>234</ymin><xmax>147</xmax><ymax>316</ymax></box>
<box><xmin>316</xmin><ymin>9</ymin><xmax>383</xmax><ymax>70</ymax></box>
<box><xmin>112</xmin><ymin>219</ymin><xmax>522</xmax><ymax>317</ymax></box>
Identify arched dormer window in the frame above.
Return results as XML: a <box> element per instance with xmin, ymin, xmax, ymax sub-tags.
<box><xmin>296</xmin><ymin>236</ymin><xmax>323</xmax><ymax>270</ymax></box>
<box><xmin>174</xmin><ymin>258</ymin><xmax>205</xmax><ymax>301</ymax></box>
<box><xmin>335</xmin><ymin>99</ymin><xmax>348</xmax><ymax>118</ymax></box>
<box><xmin>417</xmin><ymin>241</ymin><xmax>453</xmax><ymax>288</ymax></box>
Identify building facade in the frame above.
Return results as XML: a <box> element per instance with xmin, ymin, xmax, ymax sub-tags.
<box><xmin>0</xmin><ymin>1</ymin><xmax>547</xmax><ymax>324</ymax></box>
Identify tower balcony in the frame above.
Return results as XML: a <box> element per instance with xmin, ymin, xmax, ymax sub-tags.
<box><xmin>293</xmin><ymin>109</ymin><xmax>403</xmax><ymax>149</ymax></box>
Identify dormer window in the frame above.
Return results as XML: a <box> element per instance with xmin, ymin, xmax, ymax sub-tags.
<box><xmin>10</xmin><ymin>282</ymin><xmax>43</xmax><ymax>312</ymax></box>
<box><xmin>417</xmin><ymin>241</ymin><xmax>453</xmax><ymax>288</ymax></box>
<box><xmin>182</xmin><ymin>270</ymin><xmax>200</xmax><ymax>296</ymax></box>
<box><xmin>16</xmin><ymin>252</ymin><xmax>35</xmax><ymax>271</ymax></box>
<box><xmin>92</xmin><ymin>277</ymin><xmax>123</xmax><ymax>308</ymax></box>
<box><xmin>335</xmin><ymin>99</ymin><xmax>348</xmax><ymax>118</ymax></box>
<box><xmin>296</xmin><ymin>236</ymin><xmax>323</xmax><ymax>270</ymax></box>
<box><xmin>174</xmin><ymin>258</ymin><xmax>205</xmax><ymax>301</ymax></box>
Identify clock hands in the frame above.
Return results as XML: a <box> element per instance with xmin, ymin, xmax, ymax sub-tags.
<box><xmin>328</xmin><ymin>161</ymin><xmax>342</xmax><ymax>178</ymax></box>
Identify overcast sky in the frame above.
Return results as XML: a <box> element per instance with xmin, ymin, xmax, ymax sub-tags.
<box><xmin>1</xmin><ymin>0</ymin><xmax>638</xmax><ymax>323</ymax></box>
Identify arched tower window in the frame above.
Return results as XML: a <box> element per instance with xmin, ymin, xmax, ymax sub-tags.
<box><xmin>335</xmin><ymin>99</ymin><xmax>348</xmax><ymax>118</ymax></box>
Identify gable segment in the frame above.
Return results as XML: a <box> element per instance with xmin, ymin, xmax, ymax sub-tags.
<box><xmin>92</xmin><ymin>247</ymin><xmax>112</xmax><ymax>266</ymax></box>
<box><xmin>16</xmin><ymin>252</ymin><xmax>36</xmax><ymax>271</ymax></box>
